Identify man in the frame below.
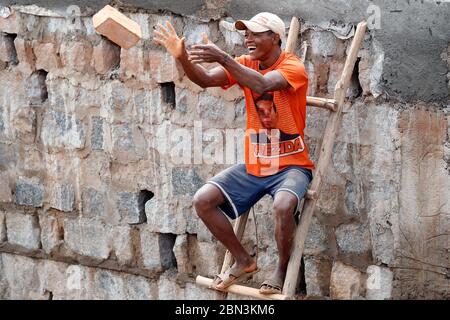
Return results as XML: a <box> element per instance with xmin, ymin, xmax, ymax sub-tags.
<box><xmin>153</xmin><ymin>12</ymin><xmax>314</xmax><ymax>294</ymax></box>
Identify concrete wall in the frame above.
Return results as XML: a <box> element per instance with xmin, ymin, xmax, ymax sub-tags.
<box><xmin>0</xmin><ymin>1</ymin><xmax>448</xmax><ymax>299</ymax></box>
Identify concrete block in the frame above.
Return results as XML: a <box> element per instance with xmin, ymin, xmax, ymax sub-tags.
<box><xmin>93</xmin><ymin>5</ymin><xmax>142</xmax><ymax>49</ymax></box>
<box><xmin>5</xmin><ymin>212</ymin><xmax>41</xmax><ymax>250</ymax></box>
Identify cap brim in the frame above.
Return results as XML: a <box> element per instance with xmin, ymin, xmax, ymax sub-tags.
<box><xmin>235</xmin><ymin>20</ymin><xmax>270</xmax><ymax>33</ymax></box>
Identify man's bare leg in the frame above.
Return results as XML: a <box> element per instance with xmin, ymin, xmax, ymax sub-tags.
<box><xmin>260</xmin><ymin>191</ymin><xmax>297</xmax><ymax>293</ymax></box>
<box><xmin>193</xmin><ymin>184</ymin><xmax>256</xmax><ymax>287</ymax></box>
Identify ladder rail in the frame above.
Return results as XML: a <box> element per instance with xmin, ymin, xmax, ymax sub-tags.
<box><xmin>282</xmin><ymin>21</ymin><xmax>368</xmax><ymax>297</ymax></box>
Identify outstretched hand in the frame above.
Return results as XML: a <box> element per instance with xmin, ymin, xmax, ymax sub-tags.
<box><xmin>153</xmin><ymin>21</ymin><xmax>185</xmax><ymax>59</ymax></box>
<box><xmin>188</xmin><ymin>32</ymin><xmax>228</xmax><ymax>65</ymax></box>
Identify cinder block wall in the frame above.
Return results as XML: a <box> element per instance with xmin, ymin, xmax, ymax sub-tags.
<box><xmin>0</xmin><ymin>4</ymin><xmax>448</xmax><ymax>300</ymax></box>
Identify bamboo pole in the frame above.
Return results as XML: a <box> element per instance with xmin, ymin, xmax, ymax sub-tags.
<box><xmin>285</xmin><ymin>17</ymin><xmax>300</xmax><ymax>53</ymax></box>
<box><xmin>282</xmin><ymin>21</ymin><xmax>367</xmax><ymax>297</ymax></box>
<box><xmin>220</xmin><ymin>211</ymin><xmax>250</xmax><ymax>274</ymax></box>
<box><xmin>196</xmin><ymin>276</ymin><xmax>290</xmax><ymax>300</ymax></box>
<box><xmin>306</xmin><ymin>96</ymin><xmax>337</xmax><ymax>112</ymax></box>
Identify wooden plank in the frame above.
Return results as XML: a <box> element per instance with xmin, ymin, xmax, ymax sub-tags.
<box><xmin>282</xmin><ymin>21</ymin><xmax>367</xmax><ymax>297</ymax></box>
<box><xmin>196</xmin><ymin>276</ymin><xmax>290</xmax><ymax>300</ymax></box>
<box><xmin>285</xmin><ymin>17</ymin><xmax>300</xmax><ymax>53</ymax></box>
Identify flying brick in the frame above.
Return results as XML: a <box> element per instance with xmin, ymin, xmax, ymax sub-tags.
<box><xmin>93</xmin><ymin>5</ymin><xmax>142</xmax><ymax>49</ymax></box>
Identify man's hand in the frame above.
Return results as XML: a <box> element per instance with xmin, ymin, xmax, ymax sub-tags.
<box><xmin>153</xmin><ymin>21</ymin><xmax>185</xmax><ymax>59</ymax></box>
<box><xmin>188</xmin><ymin>35</ymin><xmax>229</xmax><ymax>65</ymax></box>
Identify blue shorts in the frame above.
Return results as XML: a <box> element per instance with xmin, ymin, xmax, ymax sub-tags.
<box><xmin>206</xmin><ymin>164</ymin><xmax>313</xmax><ymax>220</ymax></box>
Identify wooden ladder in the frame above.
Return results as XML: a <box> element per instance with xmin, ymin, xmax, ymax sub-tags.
<box><xmin>196</xmin><ymin>17</ymin><xmax>367</xmax><ymax>300</ymax></box>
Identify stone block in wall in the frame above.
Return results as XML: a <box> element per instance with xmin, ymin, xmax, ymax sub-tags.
<box><xmin>112</xmin><ymin>225</ymin><xmax>133</xmax><ymax>265</ymax></box>
<box><xmin>14</xmin><ymin>37</ymin><xmax>35</xmax><ymax>76</ymax></box>
<box><xmin>82</xmin><ymin>187</ymin><xmax>106</xmax><ymax>218</ymax></box>
<box><xmin>173</xmin><ymin>234</ymin><xmax>192</xmax><ymax>275</ymax></box>
<box><xmin>0</xmin><ymin>253</ymin><xmax>47</xmax><ymax>299</ymax></box>
<box><xmin>120</xmin><ymin>46</ymin><xmax>146</xmax><ymax>81</ymax></box>
<box><xmin>117</xmin><ymin>192</ymin><xmax>146</xmax><ymax>224</ymax></box>
<box><xmin>0</xmin><ymin>171</ymin><xmax>12</xmax><ymax>202</ymax></box>
<box><xmin>0</xmin><ymin>211</ymin><xmax>6</xmax><ymax>243</ymax></box>
<box><xmin>60</xmin><ymin>40</ymin><xmax>93</xmax><ymax>73</ymax></box>
<box><xmin>15</xmin><ymin>176</ymin><xmax>43</xmax><ymax>207</ymax></box>
<box><xmin>5</xmin><ymin>212</ymin><xmax>41</xmax><ymax>250</ymax></box>
<box><xmin>41</xmin><ymin>110</ymin><xmax>86</xmax><ymax>149</ymax></box>
<box><xmin>194</xmin><ymin>241</ymin><xmax>222</xmax><ymax>278</ymax></box>
<box><xmin>184</xmin><ymin>282</ymin><xmax>222</xmax><ymax>300</ymax></box>
<box><xmin>91</xmin><ymin>116</ymin><xmax>105</xmax><ymax>150</ymax></box>
<box><xmin>92</xmin><ymin>269</ymin><xmax>126</xmax><ymax>299</ymax></box>
<box><xmin>308</xmin><ymin>31</ymin><xmax>337</xmax><ymax>58</ymax></box>
<box><xmin>0</xmin><ymin>8</ymin><xmax>19</xmax><ymax>34</ymax></box>
<box><xmin>25</xmin><ymin>70</ymin><xmax>48</xmax><ymax>106</ymax></box>
<box><xmin>365</xmin><ymin>265</ymin><xmax>393</xmax><ymax>300</ymax></box>
<box><xmin>148</xmin><ymin>49</ymin><xmax>181</xmax><ymax>83</ymax></box>
<box><xmin>197</xmin><ymin>91</ymin><xmax>226</xmax><ymax>121</ymax></box>
<box><xmin>11</xmin><ymin>105</ymin><xmax>36</xmax><ymax>143</ymax></box>
<box><xmin>50</xmin><ymin>183</ymin><xmax>75</xmax><ymax>212</ymax></box>
<box><xmin>171</xmin><ymin>167</ymin><xmax>204</xmax><ymax>197</ymax></box>
<box><xmin>0</xmin><ymin>33</ymin><xmax>17</xmax><ymax>66</ymax></box>
<box><xmin>335</xmin><ymin>223</ymin><xmax>371</xmax><ymax>254</ymax></box>
<box><xmin>158</xmin><ymin>271</ymin><xmax>185</xmax><ymax>299</ymax></box>
<box><xmin>39</xmin><ymin>214</ymin><xmax>62</xmax><ymax>254</ymax></box>
<box><xmin>64</xmin><ymin>218</ymin><xmax>112</xmax><ymax>260</ymax></box>
<box><xmin>125</xmin><ymin>273</ymin><xmax>156</xmax><ymax>299</ymax></box>
<box><xmin>304</xmin><ymin>255</ymin><xmax>332</xmax><ymax>297</ymax></box>
<box><xmin>304</xmin><ymin>216</ymin><xmax>329</xmax><ymax>255</ymax></box>
<box><xmin>139</xmin><ymin>228</ymin><xmax>162</xmax><ymax>272</ymax></box>
<box><xmin>33</xmin><ymin>42</ymin><xmax>61</xmax><ymax>72</ymax></box>
<box><xmin>330</xmin><ymin>261</ymin><xmax>362</xmax><ymax>299</ymax></box>
<box><xmin>111</xmin><ymin>124</ymin><xmax>141</xmax><ymax>162</ymax></box>
<box><xmin>145</xmin><ymin>198</ymin><xmax>186</xmax><ymax>234</ymax></box>
<box><xmin>92</xmin><ymin>38</ymin><xmax>120</xmax><ymax>74</ymax></box>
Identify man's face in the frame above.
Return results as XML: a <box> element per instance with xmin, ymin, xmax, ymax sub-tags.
<box><xmin>244</xmin><ymin>30</ymin><xmax>277</xmax><ymax>60</ymax></box>
<box><xmin>256</xmin><ymin>100</ymin><xmax>278</xmax><ymax>129</ymax></box>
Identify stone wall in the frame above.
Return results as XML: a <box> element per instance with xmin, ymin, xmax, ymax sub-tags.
<box><xmin>0</xmin><ymin>3</ymin><xmax>448</xmax><ymax>300</ymax></box>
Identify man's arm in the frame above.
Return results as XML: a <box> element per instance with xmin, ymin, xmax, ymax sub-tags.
<box><xmin>153</xmin><ymin>21</ymin><xmax>229</xmax><ymax>88</ymax></box>
<box><xmin>189</xmin><ymin>45</ymin><xmax>290</xmax><ymax>94</ymax></box>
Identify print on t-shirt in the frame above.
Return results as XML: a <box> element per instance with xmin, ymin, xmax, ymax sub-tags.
<box><xmin>250</xmin><ymin>92</ymin><xmax>305</xmax><ymax>159</ymax></box>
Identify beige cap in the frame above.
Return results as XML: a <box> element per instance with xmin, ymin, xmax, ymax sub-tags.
<box><xmin>235</xmin><ymin>12</ymin><xmax>286</xmax><ymax>43</ymax></box>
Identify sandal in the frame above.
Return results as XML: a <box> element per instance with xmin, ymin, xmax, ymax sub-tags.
<box><xmin>211</xmin><ymin>264</ymin><xmax>259</xmax><ymax>290</ymax></box>
<box><xmin>259</xmin><ymin>277</ymin><xmax>283</xmax><ymax>294</ymax></box>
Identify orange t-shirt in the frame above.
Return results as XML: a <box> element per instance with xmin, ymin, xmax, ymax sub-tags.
<box><xmin>222</xmin><ymin>51</ymin><xmax>315</xmax><ymax>177</ymax></box>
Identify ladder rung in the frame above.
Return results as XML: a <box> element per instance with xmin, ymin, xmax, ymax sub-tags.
<box><xmin>306</xmin><ymin>96</ymin><xmax>337</xmax><ymax>112</ymax></box>
<box><xmin>195</xmin><ymin>276</ymin><xmax>290</xmax><ymax>300</ymax></box>
<box><xmin>305</xmin><ymin>189</ymin><xmax>318</xmax><ymax>200</ymax></box>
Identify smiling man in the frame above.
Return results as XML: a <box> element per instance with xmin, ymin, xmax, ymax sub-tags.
<box><xmin>153</xmin><ymin>12</ymin><xmax>314</xmax><ymax>295</ymax></box>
